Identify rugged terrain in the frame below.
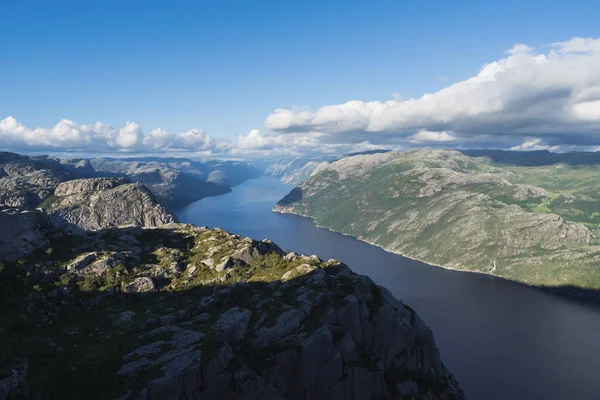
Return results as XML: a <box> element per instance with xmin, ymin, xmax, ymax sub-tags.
<box><xmin>275</xmin><ymin>149</ymin><xmax>600</xmax><ymax>298</ymax></box>
<box><xmin>42</xmin><ymin>178</ymin><xmax>177</xmax><ymax>231</ymax></box>
<box><xmin>0</xmin><ymin>152</ymin><xmax>258</xmax><ymax>211</ymax></box>
<box><xmin>91</xmin><ymin>158</ymin><xmax>259</xmax><ymax>208</ymax></box>
<box><xmin>0</xmin><ymin>220</ymin><xmax>463</xmax><ymax>399</ymax></box>
<box><xmin>265</xmin><ymin>157</ymin><xmax>333</xmax><ymax>186</ymax></box>
<box><xmin>0</xmin><ymin>152</ymin><xmax>81</xmax><ymax>209</ymax></box>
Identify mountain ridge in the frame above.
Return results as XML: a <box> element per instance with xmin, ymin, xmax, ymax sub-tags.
<box><xmin>274</xmin><ymin>149</ymin><xmax>600</xmax><ymax>299</ymax></box>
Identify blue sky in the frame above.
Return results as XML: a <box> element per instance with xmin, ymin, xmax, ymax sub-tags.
<box><xmin>1</xmin><ymin>0</ymin><xmax>600</xmax><ymax>157</ymax></box>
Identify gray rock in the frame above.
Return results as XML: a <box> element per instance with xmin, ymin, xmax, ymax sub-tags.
<box><xmin>124</xmin><ymin>277</ymin><xmax>157</xmax><ymax>293</ymax></box>
<box><xmin>215</xmin><ymin>257</ymin><xmax>234</xmax><ymax>272</ymax></box>
<box><xmin>215</xmin><ymin>307</ymin><xmax>252</xmax><ymax>342</ymax></box>
<box><xmin>117</xmin><ymin>357</ymin><xmax>152</xmax><ymax>377</ymax></box>
<box><xmin>0</xmin><ymin>209</ymin><xmax>51</xmax><ymax>262</ymax></box>
<box><xmin>281</xmin><ymin>263</ymin><xmax>316</xmax><ymax>281</ymax></box>
<box><xmin>47</xmin><ymin>178</ymin><xmax>177</xmax><ymax>231</ymax></box>
<box><xmin>231</xmin><ymin>245</ymin><xmax>259</xmax><ymax>264</ymax></box>
<box><xmin>66</xmin><ymin>252</ymin><xmax>98</xmax><ymax>272</ymax></box>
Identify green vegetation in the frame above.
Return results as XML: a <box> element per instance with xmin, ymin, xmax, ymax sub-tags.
<box><xmin>2</xmin><ymin>225</ymin><xmax>459</xmax><ymax>399</ymax></box>
<box><xmin>276</xmin><ymin>149</ymin><xmax>600</xmax><ymax>296</ymax></box>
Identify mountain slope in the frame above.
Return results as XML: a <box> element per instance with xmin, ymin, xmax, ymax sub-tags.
<box><xmin>43</xmin><ymin>178</ymin><xmax>177</xmax><ymax>231</ymax></box>
<box><xmin>265</xmin><ymin>157</ymin><xmax>334</xmax><ymax>185</ymax></box>
<box><xmin>0</xmin><ymin>152</ymin><xmax>77</xmax><ymax>209</ymax></box>
<box><xmin>275</xmin><ymin>149</ymin><xmax>600</xmax><ymax>298</ymax></box>
<box><xmin>90</xmin><ymin>158</ymin><xmax>259</xmax><ymax>207</ymax></box>
<box><xmin>0</xmin><ymin>223</ymin><xmax>463</xmax><ymax>399</ymax></box>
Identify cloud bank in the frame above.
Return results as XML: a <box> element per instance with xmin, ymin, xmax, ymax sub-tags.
<box><xmin>0</xmin><ymin>117</ymin><xmax>225</xmax><ymax>155</ymax></box>
<box><xmin>2</xmin><ymin>37</ymin><xmax>599</xmax><ymax>158</ymax></box>
<box><xmin>261</xmin><ymin>37</ymin><xmax>600</xmax><ymax>153</ymax></box>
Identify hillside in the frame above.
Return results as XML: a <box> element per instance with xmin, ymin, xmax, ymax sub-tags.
<box><xmin>0</xmin><ymin>152</ymin><xmax>79</xmax><ymax>209</ymax></box>
<box><xmin>0</xmin><ymin>219</ymin><xmax>463</xmax><ymax>399</ymax></box>
<box><xmin>0</xmin><ymin>152</ymin><xmax>258</xmax><ymax>211</ymax></box>
<box><xmin>42</xmin><ymin>178</ymin><xmax>177</xmax><ymax>231</ymax></box>
<box><xmin>265</xmin><ymin>157</ymin><xmax>333</xmax><ymax>186</ymax></box>
<box><xmin>90</xmin><ymin>158</ymin><xmax>259</xmax><ymax>208</ymax></box>
<box><xmin>275</xmin><ymin>149</ymin><xmax>600</xmax><ymax>298</ymax></box>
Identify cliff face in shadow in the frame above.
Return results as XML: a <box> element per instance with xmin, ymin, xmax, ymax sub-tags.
<box><xmin>0</xmin><ymin>224</ymin><xmax>463</xmax><ymax>399</ymax></box>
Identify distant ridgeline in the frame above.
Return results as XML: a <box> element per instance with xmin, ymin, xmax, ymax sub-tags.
<box><xmin>274</xmin><ymin>149</ymin><xmax>600</xmax><ymax>300</ymax></box>
<box><xmin>0</xmin><ymin>151</ymin><xmax>259</xmax><ymax>210</ymax></box>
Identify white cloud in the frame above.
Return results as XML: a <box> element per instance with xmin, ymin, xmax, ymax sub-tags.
<box><xmin>3</xmin><ymin>37</ymin><xmax>600</xmax><ymax>158</ymax></box>
<box><xmin>409</xmin><ymin>129</ymin><xmax>455</xmax><ymax>143</ymax></box>
<box><xmin>0</xmin><ymin>116</ymin><xmax>223</xmax><ymax>154</ymax></box>
<box><xmin>116</xmin><ymin>122</ymin><xmax>143</xmax><ymax>148</ymax></box>
<box><xmin>173</xmin><ymin>129</ymin><xmax>214</xmax><ymax>150</ymax></box>
<box><xmin>510</xmin><ymin>138</ymin><xmax>558</xmax><ymax>151</ymax></box>
<box><xmin>264</xmin><ymin>37</ymin><xmax>600</xmax><ymax>150</ymax></box>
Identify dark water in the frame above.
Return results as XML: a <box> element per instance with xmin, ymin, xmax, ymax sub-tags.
<box><xmin>177</xmin><ymin>177</ymin><xmax>600</xmax><ymax>400</ymax></box>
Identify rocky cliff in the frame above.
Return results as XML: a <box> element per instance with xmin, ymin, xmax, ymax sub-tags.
<box><xmin>0</xmin><ymin>152</ymin><xmax>259</xmax><ymax>212</ymax></box>
<box><xmin>90</xmin><ymin>158</ymin><xmax>259</xmax><ymax>208</ymax></box>
<box><xmin>0</xmin><ymin>224</ymin><xmax>463</xmax><ymax>399</ymax></box>
<box><xmin>275</xmin><ymin>149</ymin><xmax>600</xmax><ymax>298</ymax></box>
<box><xmin>43</xmin><ymin>178</ymin><xmax>177</xmax><ymax>231</ymax></box>
<box><xmin>0</xmin><ymin>209</ymin><xmax>55</xmax><ymax>262</ymax></box>
<box><xmin>0</xmin><ymin>152</ymin><xmax>75</xmax><ymax>209</ymax></box>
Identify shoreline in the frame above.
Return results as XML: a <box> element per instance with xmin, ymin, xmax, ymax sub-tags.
<box><xmin>272</xmin><ymin>206</ymin><xmax>600</xmax><ymax>303</ymax></box>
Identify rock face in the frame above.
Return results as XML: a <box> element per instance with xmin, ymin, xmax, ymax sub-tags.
<box><xmin>0</xmin><ymin>224</ymin><xmax>463</xmax><ymax>399</ymax></box>
<box><xmin>45</xmin><ymin>178</ymin><xmax>177</xmax><ymax>231</ymax></box>
<box><xmin>275</xmin><ymin>149</ymin><xmax>600</xmax><ymax>297</ymax></box>
<box><xmin>0</xmin><ymin>152</ymin><xmax>74</xmax><ymax>209</ymax></box>
<box><xmin>0</xmin><ymin>151</ymin><xmax>259</xmax><ymax>212</ymax></box>
<box><xmin>90</xmin><ymin>158</ymin><xmax>259</xmax><ymax>208</ymax></box>
<box><xmin>0</xmin><ymin>209</ymin><xmax>53</xmax><ymax>262</ymax></box>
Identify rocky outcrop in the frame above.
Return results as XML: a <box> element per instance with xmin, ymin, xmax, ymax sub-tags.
<box><xmin>0</xmin><ymin>151</ymin><xmax>259</xmax><ymax>212</ymax></box>
<box><xmin>1</xmin><ymin>224</ymin><xmax>463</xmax><ymax>399</ymax></box>
<box><xmin>45</xmin><ymin>178</ymin><xmax>177</xmax><ymax>231</ymax></box>
<box><xmin>0</xmin><ymin>209</ymin><xmax>53</xmax><ymax>262</ymax></box>
<box><xmin>0</xmin><ymin>152</ymin><xmax>74</xmax><ymax>209</ymax></box>
<box><xmin>90</xmin><ymin>158</ymin><xmax>259</xmax><ymax>207</ymax></box>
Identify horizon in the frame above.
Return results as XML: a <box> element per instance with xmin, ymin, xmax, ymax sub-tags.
<box><xmin>2</xmin><ymin>1</ymin><xmax>599</xmax><ymax>159</ymax></box>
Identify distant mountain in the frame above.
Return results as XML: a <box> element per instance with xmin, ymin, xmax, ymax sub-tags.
<box><xmin>0</xmin><ymin>152</ymin><xmax>80</xmax><ymax>209</ymax></box>
<box><xmin>266</xmin><ymin>151</ymin><xmax>393</xmax><ymax>186</ymax></box>
<box><xmin>90</xmin><ymin>157</ymin><xmax>259</xmax><ymax>208</ymax></box>
<box><xmin>0</xmin><ymin>152</ymin><xmax>259</xmax><ymax>211</ymax></box>
<box><xmin>460</xmin><ymin>149</ymin><xmax>600</xmax><ymax>166</ymax></box>
<box><xmin>264</xmin><ymin>156</ymin><xmax>336</xmax><ymax>185</ymax></box>
<box><xmin>342</xmin><ymin>149</ymin><xmax>391</xmax><ymax>157</ymax></box>
<box><xmin>92</xmin><ymin>156</ymin><xmax>259</xmax><ymax>186</ymax></box>
<box><xmin>42</xmin><ymin>177</ymin><xmax>177</xmax><ymax>231</ymax></box>
<box><xmin>275</xmin><ymin>149</ymin><xmax>600</xmax><ymax>299</ymax></box>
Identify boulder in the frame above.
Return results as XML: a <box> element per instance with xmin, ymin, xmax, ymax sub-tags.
<box><xmin>215</xmin><ymin>257</ymin><xmax>234</xmax><ymax>272</ymax></box>
<box><xmin>0</xmin><ymin>209</ymin><xmax>51</xmax><ymax>262</ymax></box>
<box><xmin>124</xmin><ymin>277</ymin><xmax>157</xmax><ymax>293</ymax></box>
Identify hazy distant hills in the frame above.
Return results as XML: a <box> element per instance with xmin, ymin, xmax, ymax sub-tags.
<box><xmin>90</xmin><ymin>158</ymin><xmax>259</xmax><ymax>208</ymax></box>
<box><xmin>265</xmin><ymin>156</ymin><xmax>335</xmax><ymax>185</ymax></box>
<box><xmin>264</xmin><ymin>150</ymin><xmax>391</xmax><ymax>186</ymax></box>
<box><xmin>459</xmin><ymin>149</ymin><xmax>600</xmax><ymax>166</ymax></box>
<box><xmin>274</xmin><ymin>149</ymin><xmax>600</xmax><ymax>299</ymax></box>
<box><xmin>0</xmin><ymin>152</ymin><xmax>259</xmax><ymax>210</ymax></box>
